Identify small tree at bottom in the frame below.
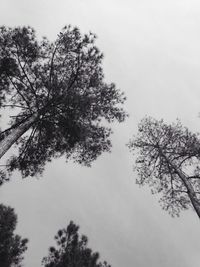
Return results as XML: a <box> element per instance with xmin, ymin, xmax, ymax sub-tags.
<box><xmin>42</xmin><ymin>221</ymin><xmax>111</xmax><ymax>267</ymax></box>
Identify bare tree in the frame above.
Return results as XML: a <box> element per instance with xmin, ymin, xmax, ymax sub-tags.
<box><xmin>128</xmin><ymin>117</ymin><xmax>200</xmax><ymax>218</ymax></box>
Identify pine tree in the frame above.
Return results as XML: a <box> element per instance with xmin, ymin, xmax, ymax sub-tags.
<box><xmin>0</xmin><ymin>25</ymin><xmax>126</xmax><ymax>182</ymax></box>
<box><xmin>42</xmin><ymin>221</ymin><xmax>111</xmax><ymax>267</ymax></box>
<box><xmin>0</xmin><ymin>204</ymin><xmax>28</xmax><ymax>267</ymax></box>
<box><xmin>128</xmin><ymin>117</ymin><xmax>200</xmax><ymax>217</ymax></box>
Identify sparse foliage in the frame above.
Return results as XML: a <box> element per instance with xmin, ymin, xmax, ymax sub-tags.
<box><xmin>0</xmin><ymin>25</ymin><xmax>126</xmax><ymax>182</ymax></box>
<box><xmin>128</xmin><ymin>117</ymin><xmax>200</xmax><ymax>217</ymax></box>
<box><xmin>42</xmin><ymin>221</ymin><xmax>111</xmax><ymax>267</ymax></box>
<box><xmin>0</xmin><ymin>204</ymin><xmax>28</xmax><ymax>267</ymax></box>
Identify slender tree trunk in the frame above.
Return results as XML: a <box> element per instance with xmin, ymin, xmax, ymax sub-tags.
<box><xmin>0</xmin><ymin>113</ymin><xmax>38</xmax><ymax>159</ymax></box>
<box><xmin>174</xmin><ymin>167</ymin><xmax>200</xmax><ymax>219</ymax></box>
<box><xmin>160</xmin><ymin>149</ymin><xmax>200</xmax><ymax>218</ymax></box>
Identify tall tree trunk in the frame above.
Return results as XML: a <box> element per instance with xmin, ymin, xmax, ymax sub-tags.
<box><xmin>160</xmin><ymin>149</ymin><xmax>200</xmax><ymax>219</ymax></box>
<box><xmin>174</xmin><ymin>167</ymin><xmax>200</xmax><ymax>219</ymax></box>
<box><xmin>0</xmin><ymin>113</ymin><xmax>38</xmax><ymax>159</ymax></box>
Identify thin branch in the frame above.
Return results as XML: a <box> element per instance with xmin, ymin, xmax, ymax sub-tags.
<box><xmin>17</xmin><ymin>58</ymin><xmax>38</xmax><ymax>101</ymax></box>
<box><xmin>177</xmin><ymin>155</ymin><xmax>195</xmax><ymax>168</ymax></box>
<box><xmin>2</xmin><ymin>104</ymin><xmax>29</xmax><ymax>109</ymax></box>
<box><xmin>173</xmin><ymin>189</ymin><xmax>188</xmax><ymax>194</ymax></box>
<box><xmin>12</xmin><ymin>75</ymin><xmax>29</xmax><ymax>88</ymax></box>
<box><xmin>169</xmin><ymin>169</ymin><xmax>174</xmax><ymax>192</ymax></box>
<box><xmin>18</xmin><ymin>124</ymin><xmax>38</xmax><ymax>161</ymax></box>
<box><xmin>47</xmin><ymin>41</ymin><xmax>61</xmax><ymax>101</ymax></box>
<box><xmin>66</xmin><ymin>56</ymin><xmax>82</xmax><ymax>92</ymax></box>
<box><xmin>188</xmin><ymin>176</ymin><xmax>200</xmax><ymax>179</ymax></box>
<box><xmin>49</xmin><ymin>43</ymin><xmax>59</xmax><ymax>84</ymax></box>
<box><xmin>36</xmin><ymin>126</ymin><xmax>42</xmax><ymax>148</ymax></box>
<box><xmin>14</xmin><ymin>44</ymin><xmax>39</xmax><ymax>107</ymax></box>
<box><xmin>7</xmin><ymin>75</ymin><xmax>32</xmax><ymax>112</ymax></box>
<box><xmin>9</xmin><ymin>114</ymin><xmax>27</xmax><ymax>118</ymax></box>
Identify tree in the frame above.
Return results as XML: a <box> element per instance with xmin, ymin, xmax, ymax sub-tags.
<box><xmin>0</xmin><ymin>25</ymin><xmax>126</xmax><ymax>182</ymax></box>
<box><xmin>42</xmin><ymin>221</ymin><xmax>111</xmax><ymax>267</ymax></box>
<box><xmin>128</xmin><ymin>117</ymin><xmax>200</xmax><ymax>218</ymax></box>
<box><xmin>0</xmin><ymin>204</ymin><xmax>28</xmax><ymax>267</ymax></box>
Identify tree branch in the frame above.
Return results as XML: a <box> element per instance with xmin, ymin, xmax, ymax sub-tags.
<box><xmin>14</xmin><ymin>44</ymin><xmax>39</xmax><ymax>107</ymax></box>
<box><xmin>7</xmin><ymin>75</ymin><xmax>32</xmax><ymax>112</ymax></box>
<box><xmin>47</xmin><ymin>41</ymin><xmax>61</xmax><ymax>101</ymax></box>
<box><xmin>188</xmin><ymin>175</ymin><xmax>200</xmax><ymax>179</ymax></box>
<box><xmin>18</xmin><ymin>124</ymin><xmax>38</xmax><ymax>162</ymax></box>
<box><xmin>2</xmin><ymin>104</ymin><xmax>29</xmax><ymax>109</ymax></box>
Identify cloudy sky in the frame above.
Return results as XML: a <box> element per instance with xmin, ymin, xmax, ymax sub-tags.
<box><xmin>1</xmin><ymin>0</ymin><xmax>200</xmax><ymax>266</ymax></box>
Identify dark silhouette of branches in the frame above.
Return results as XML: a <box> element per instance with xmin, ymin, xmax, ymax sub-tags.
<box><xmin>0</xmin><ymin>25</ymin><xmax>127</xmax><ymax>182</ymax></box>
<box><xmin>0</xmin><ymin>204</ymin><xmax>28</xmax><ymax>267</ymax></box>
<box><xmin>128</xmin><ymin>117</ymin><xmax>200</xmax><ymax>217</ymax></box>
<box><xmin>42</xmin><ymin>221</ymin><xmax>111</xmax><ymax>267</ymax></box>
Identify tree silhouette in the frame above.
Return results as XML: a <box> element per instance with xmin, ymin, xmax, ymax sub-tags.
<box><xmin>128</xmin><ymin>117</ymin><xmax>200</xmax><ymax>218</ymax></box>
<box><xmin>42</xmin><ymin>221</ymin><xmax>111</xmax><ymax>267</ymax></box>
<box><xmin>0</xmin><ymin>25</ymin><xmax>126</xmax><ymax>182</ymax></box>
<box><xmin>0</xmin><ymin>204</ymin><xmax>28</xmax><ymax>267</ymax></box>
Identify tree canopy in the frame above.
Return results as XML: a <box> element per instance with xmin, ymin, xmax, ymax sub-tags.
<box><xmin>42</xmin><ymin>221</ymin><xmax>111</xmax><ymax>267</ymax></box>
<box><xmin>0</xmin><ymin>25</ymin><xmax>126</xmax><ymax>182</ymax></box>
<box><xmin>128</xmin><ymin>117</ymin><xmax>200</xmax><ymax>217</ymax></box>
<box><xmin>0</xmin><ymin>204</ymin><xmax>28</xmax><ymax>267</ymax></box>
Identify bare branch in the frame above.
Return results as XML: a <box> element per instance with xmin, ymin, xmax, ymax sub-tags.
<box><xmin>14</xmin><ymin>44</ymin><xmax>39</xmax><ymax>107</ymax></box>
<box><xmin>18</xmin><ymin>125</ymin><xmax>38</xmax><ymax>161</ymax></box>
<box><xmin>2</xmin><ymin>104</ymin><xmax>29</xmax><ymax>109</ymax></box>
<box><xmin>7</xmin><ymin>75</ymin><xmax>32</xmax><ymax>112</ymax></box>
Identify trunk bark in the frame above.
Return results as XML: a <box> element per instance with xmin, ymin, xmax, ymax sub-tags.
<box><xmin>0</xmin><ymin>113</ymin><xmax>38</xmax><ymax>159</ymax></box>
<box><xmin>161</xmin><ymin>150</ymin><xmax>200</xmax><ymax>219</ymax></box>
<box><xmin>174</xmin><ymin>167</ymin><xmax>200</xmax><ymax>218</ymax></box>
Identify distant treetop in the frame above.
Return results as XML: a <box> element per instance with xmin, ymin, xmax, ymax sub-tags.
<box><xmin>42</xmin><ymin>221</ymin><xmax>111</xmax><ymax>267</ymax></box>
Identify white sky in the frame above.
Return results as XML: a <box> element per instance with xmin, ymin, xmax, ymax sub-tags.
<box><xmin>1</xmin><ymin>0</ymin><xmax>200</xmax><ymax>266</ymax></box>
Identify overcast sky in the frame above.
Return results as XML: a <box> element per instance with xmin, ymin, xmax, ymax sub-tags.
<box><xmin>1</xmin><ymin>0</ymin><xmax>200</xmax><ymax>267</ymax></box>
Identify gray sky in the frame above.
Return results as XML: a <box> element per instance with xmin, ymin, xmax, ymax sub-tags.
<box><xmin>0</xmin><ymin>0</ymin><xmax>200</xmax><ymax>266</ymax></box>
